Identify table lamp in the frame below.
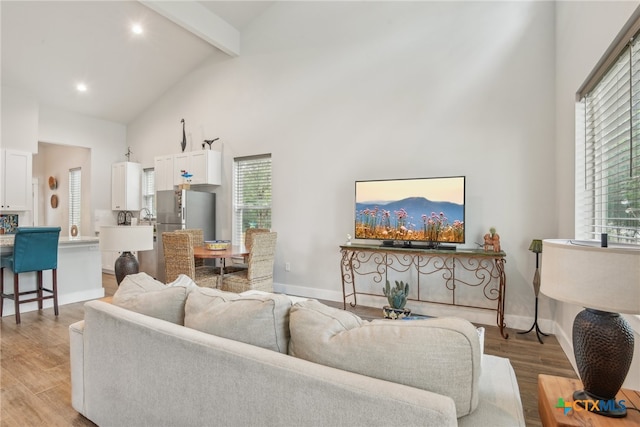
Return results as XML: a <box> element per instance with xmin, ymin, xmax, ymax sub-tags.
<box><xmin>540</xmin><ymin>239</ymin><xmax>640</xmax><ymax>418</ymax></box>
<box><xmin>100</xmin><ymin>225</ymin><xmax>154</xmax><ymax>284</ymax></box>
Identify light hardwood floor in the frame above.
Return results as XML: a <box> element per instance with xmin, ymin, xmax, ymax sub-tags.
<box><xmin>1</xmin><ymin>273</ymin><xmax>577</xmax><ymax>426</ymax></box>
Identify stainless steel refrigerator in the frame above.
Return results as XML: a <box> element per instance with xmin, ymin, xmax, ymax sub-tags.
<box><xmin>155</xmin><ymin>189</ymin><xmax>216</xmax><ymax>282</ymax></box>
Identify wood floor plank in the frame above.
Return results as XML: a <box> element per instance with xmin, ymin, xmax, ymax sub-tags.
<box><xmin>1</xmin><ymin>382</ymin><xmax>70</xmax><ymax>427</ymax></box>
<box><xmin>0</xmin><ymin>273</ymin><xmax>579</xmax><ymax>427</ymax></box>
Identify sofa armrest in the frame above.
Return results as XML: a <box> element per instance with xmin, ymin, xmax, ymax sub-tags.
<box><xmin>69</xmin><ymin>320</ymin><xmax>85</xmax><ymax>414</ymax></box>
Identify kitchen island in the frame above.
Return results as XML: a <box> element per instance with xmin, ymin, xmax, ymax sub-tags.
<box><xmin>0</xmin><ymin>234</ymin><xmax>104</xmax><ymax>317</ymax></box>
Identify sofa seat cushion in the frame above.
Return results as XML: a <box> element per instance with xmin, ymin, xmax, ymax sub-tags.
<box><xmin>288</xmin><ymin>300</ymin><xmax>481</xmax><ymax>417</ymax></box>
<box><xmin>112</xmin><ymin>272</ymin><xmax>195</xmax><ymax>324</ymax></box>
<box><xmin>185</xmin><ymin>287</ymin><xmax>292</xmax><ymax>353</ymax></box>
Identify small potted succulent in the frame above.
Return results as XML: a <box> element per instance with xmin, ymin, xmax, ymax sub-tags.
<box><xmin>382</xmin><ymin>280</ymin><xmax>411</xmax><ymax>319</ymax></box>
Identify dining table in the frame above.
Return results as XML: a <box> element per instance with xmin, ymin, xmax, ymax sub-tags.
<box><xmin>193</xmin><ymin>245</ymin><xmax>248</xmax><ymax>277</ymax></box>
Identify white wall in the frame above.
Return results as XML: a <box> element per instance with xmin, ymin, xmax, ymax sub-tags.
<box><xmin>128</xmin><ymin>1</ymin><xmax>557</xmax><ymax>325</ymax></box>
<box><xmin>38</xmin><ymin>104</ymin><xmax>128</xmax><ymax>234</ymax></box>
<box><xmin>1</xmin><ymin>86</ymin><xmax>39</xmax><ymax>152</ymax></box>
<box><xmin>33</xmin><ymin>143</ymin><xmax>91</xmax><ymax>236</ymax></box>
<box><xmin>555</xmin><ymin>1</ymin><xmax>640</xmax><ymax>390</ymax></box>
<box><xmin>1</xmin><ymin>87</ymin><xmax>128</xmax><ymax>235</ymax></box>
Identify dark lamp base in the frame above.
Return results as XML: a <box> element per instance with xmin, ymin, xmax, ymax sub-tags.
<box><xmin>114</xmin><ymin>251</ymin><xmax>139</xmax><ymax>285</ymax></box>
<box><xmin>572</xmin><ymin>390</ymin><xmax>627</xmax><ymax>418</ymax></box>
<box><xmin>572</xmin><ymin>308</ymin><xmax>634</xmax><ymax>418</ymax></box>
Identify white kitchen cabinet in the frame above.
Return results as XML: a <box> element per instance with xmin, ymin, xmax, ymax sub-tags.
<box><xmin>189</xmin><ymin>150</ymin><xmax>221</xmax><ymax>185</ymax></box>
<box><xmin>154</xmin><ymin>155</ymin><xmax>174</xmax><ymax>191</ymax></box>
<box><xmin>111</xmin><ymin>162</ymin><xmax>142</xmax><ymax>211</ymax></box>
<box><xmin>155</xmin><ymin>151</ymin><xmax>222</xmax><ymax>190</ymax></box>
<box><xmin>0</xmin><ymin>149</ymin><xmax>32</xmax><ymax>211</ymax></box>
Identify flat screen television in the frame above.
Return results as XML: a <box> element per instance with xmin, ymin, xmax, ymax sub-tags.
<box><xmin>355</xmin><ymin>176</ymin><xmax>465</xmax><ymax>248</ymax></box>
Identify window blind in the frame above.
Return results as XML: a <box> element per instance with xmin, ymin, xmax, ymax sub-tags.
<box><xmin>142</xmin><ymin>168</ymin><xmax>155</xmax><ymax>217</ymax></box>
<box><xmin>233</xmin><ymin>154</ymin><xmax>272</xmax><ymax>245</ymax></box>
<box><xmin>69</xmin><ymin>168</ymin><xmax>81</xmax><ymax>228</ymax></box>
<box><xmin>578</xmin><ymin>38</ymin><xmax>640</xmax><ymax>244</ymax></box>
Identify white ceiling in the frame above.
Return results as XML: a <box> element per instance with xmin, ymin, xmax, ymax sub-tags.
<box><xmin>1</xmin><ymin>1</ymin><xmax>274</xmax><ymax>125</ymax></box>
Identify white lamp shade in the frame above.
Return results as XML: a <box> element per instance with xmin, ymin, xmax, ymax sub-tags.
<box><xmin>99</xmin><ymin>225</ymin><xmax>154</xmax><ymax>252</ymax></box>
<box><xmin>540</xmin><ymin>239</ymin><xmax>640</xmax><ymax>315</ymax></box>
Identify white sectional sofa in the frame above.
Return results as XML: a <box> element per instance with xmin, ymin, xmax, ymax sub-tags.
<box><xmin>69</xmin><ymin>273</ymin><xmax>524</xmax><ymax>426</ymax></box>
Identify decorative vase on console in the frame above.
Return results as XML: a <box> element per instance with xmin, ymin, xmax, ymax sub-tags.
<box><xmin>382</xmin><ymin>280</ymin><xmax>411</xmax><ymax>319</ymax></box>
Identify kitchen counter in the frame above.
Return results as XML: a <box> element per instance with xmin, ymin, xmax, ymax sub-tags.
<box><xmin>0</xmin><ymin>234</ymin><xmax>99</xmax><ymax>247</ymax></box>
<box><xmin>1</xmin><ymin>235</ymin><xmax>99</xmax><ymax>255</ymax></box>
<box><xmin>1</xmin><ymin>233</ymin><xmax>104</xmax><ymax>318</ymax></box>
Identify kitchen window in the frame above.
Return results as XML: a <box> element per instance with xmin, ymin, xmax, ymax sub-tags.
<box><xmin>233</xmin><ymin>154</ymin><xmax>272</xmax><ymax>245</ymax></box>
<box><xmin>142</xmin><ymin>168</ymin><xmax>155</xmax><ymax>218</ymax></box>
<box><xmin>69</xmin><ymin>167</ymin><xmax>81</xmax><ymax>232</ymax></box>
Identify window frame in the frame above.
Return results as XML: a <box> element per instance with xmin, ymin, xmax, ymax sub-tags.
<box><xmin>142</xmin><ymin>167</ymin><xmax>155</xmax><ymax>219</ymax></box>
<box><xmin>576</xmin><ymin>12</ymin><xmax>640</xmax><ymax>246</ymax></box>
<box><xmin>232</xmin><ymin>154</ymin><xmax>272</xmax><ymax>246</ymax></box>
<box><xmin>69</xmin><ymin>167</ymin><xmax>81</xmax><ymax>232</ymax></box>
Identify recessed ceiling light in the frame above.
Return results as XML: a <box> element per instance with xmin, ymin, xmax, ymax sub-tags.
<box><xmin>132</xmin><ymin>24</ymin><xmax>143</xmax><ymax>35</ymax></box>
<box><xmin>76</xmin><ymin>83</ymin><xmax>87</xmax><ymax>92</ymax></box>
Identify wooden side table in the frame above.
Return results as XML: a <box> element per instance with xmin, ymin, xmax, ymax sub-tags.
<box><xmin>538</xmin><ymin>374</ymin><xmax>640</xmax><ymax>426</ymax></box>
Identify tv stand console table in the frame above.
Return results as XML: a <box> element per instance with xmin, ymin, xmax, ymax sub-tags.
<box><xmin>339</xmin><ymin>244</ymin><xmax>508</xmax><ymax>339</ymax></box>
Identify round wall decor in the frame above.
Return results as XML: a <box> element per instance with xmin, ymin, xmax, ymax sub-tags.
<box><xmin>48</xmin><ymin>176</ymin><xmax>57</xmax><ymax>190</ymax></box>
<box><xmin>50</xmin><ymin>194</ymin><xmax>59</xmax><ymax>208</ymax></box>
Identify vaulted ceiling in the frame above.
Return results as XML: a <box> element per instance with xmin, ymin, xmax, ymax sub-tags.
<box><xmin>1</xmin><ymin>1</ymin><xmax>274</xmax><ymax>124</ymax></box>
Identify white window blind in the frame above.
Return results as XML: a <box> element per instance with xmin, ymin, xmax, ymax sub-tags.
<box><xmin>142</xmin><ymin>168</ymin><xmax>155</xmax><ymax>217</ymax></box>
<box><xmin>233</xmin><ymin>154</ymin><xmax>272</xmax><ymax>245</ymax></box>
<box><xmin>577</xmin><ymin>38</ymin><xmax>640</xmax><ymax>244</ymax></box>
<box><xmin>69</xmin><ymin>168</ymin><xmax>81</xmax><ymax>229</ymax></box>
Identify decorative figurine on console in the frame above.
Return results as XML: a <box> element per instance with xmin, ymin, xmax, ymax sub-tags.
<box><xmin>483</xmin><ymin>227</ymin><xmax>501</xmax><ymax>252</ymax></box>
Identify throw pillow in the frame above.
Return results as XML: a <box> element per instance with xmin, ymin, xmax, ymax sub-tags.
<box><xmin>288</xmin><ymin>299</ymin><xmax>481</xmax><ymax>417</ymax></box>
<box><xmin>112</xmin><ymin>272</ymin><xmax>192</xmax><ymax>324</ymax></box>
<box><xmin>185</xmin><ymin>287</ymin><xmax>292</xmax><ymax>353</ymax></box>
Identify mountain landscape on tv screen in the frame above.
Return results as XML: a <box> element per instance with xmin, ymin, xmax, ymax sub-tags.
<box><xmin>356</xmin><ymin>197</ymin><xmax>464</xmax><ymax>227</ymax></box>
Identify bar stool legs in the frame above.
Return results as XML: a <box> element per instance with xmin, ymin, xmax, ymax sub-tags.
<box><xmin>0</xmin><ymin>267</ymin><xmax>59</xmax><ymax>324</ymax></box>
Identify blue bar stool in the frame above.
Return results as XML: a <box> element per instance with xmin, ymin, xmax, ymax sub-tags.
<box><xmin>0</xmin><ymin>227</ymin><xmax>61</xmax><ymax>324</ymax></box>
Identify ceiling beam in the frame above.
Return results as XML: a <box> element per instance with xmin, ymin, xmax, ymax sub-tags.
<box><xmin>139</xmin><ymin>1</ymin><xmax>240</xmax><ymax>57</ymax></box>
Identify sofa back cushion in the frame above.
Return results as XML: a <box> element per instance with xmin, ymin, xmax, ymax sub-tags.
<box><xmin>112</xmin><ymin>272</ymin><xmax>194</xmax><ymax>324</ymax></box>
<box><xmin>288</xmin><ymin>300</ymin><xmax>481</xmax><ymax>417</ymax></box>
<box><xmin>184</xmin><ymin>287</ymin><xmax>291</xmax><ymax>353</ymax></box>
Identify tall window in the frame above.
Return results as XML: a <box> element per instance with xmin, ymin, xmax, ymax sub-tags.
<box><xmin>142</xmin><ymin>168</ymin><xmax>155</xmax><ymax>218</ymax></box>
<box><xmin>577</xmin><ymin>31</ymin><xmax>640</xmax><ymax>245</ymax></box>
<box><xmin>69</xmin><ymin>168</ymin><xmax>81</xmax><ymax>231</ymax></box>
<box><xmin>233</xmin><ymin>154</ymin><xmax>272</xmax><ymax>245</ymax></box>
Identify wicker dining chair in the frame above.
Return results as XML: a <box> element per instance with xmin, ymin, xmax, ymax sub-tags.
<box><xmin>230</xmin><ymin>228</ymin><xmax>270</xmax><ymax>270</ymax></box>
<box><xmin>175</xmin><ymin>229</ymin><xmax>205</xmax><ymax>267</ymax></box>
<box><xmin>222</xmin><ymin>231</ymin><xmax>277</xmax><ymax>293</ymax></box>
<box><xmin>162</xmin><ymin>232</ymin><xmax>219</xmax><ymax>288</ymax></box>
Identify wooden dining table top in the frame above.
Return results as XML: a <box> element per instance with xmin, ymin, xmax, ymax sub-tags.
<box><xmin>193</xmin><ymin>245</ymin><xmax>248</xmax><ymax>259</ymax></box>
